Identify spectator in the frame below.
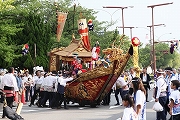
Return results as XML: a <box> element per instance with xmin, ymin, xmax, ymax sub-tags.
<box><xmin>121</xmin><ymin>94</ymin><xmax>138</xmax><ymax>120</ymax></box>
<box><xmin>154</xmin><ymin>69</ymin><xmax>167</xmax><ymax>120</ymax></box>
<box><xmin>140</xmin><ymin>67</ymin><xmax>151</xmax><ymax>102</ymax></box>
<box><xmin>132</xmin><ymin>77</ymin><xmax>146</xmax><ymax>120</ymax></box>
<box><xmin>169</xmin><ymin>80</ymin><xmax>180</xmax><ymax>120</ymax></box>
<box><xmin>0</xmin><ymin>67</ymin><xmax>19</xmax><ymax>118</ymax></box>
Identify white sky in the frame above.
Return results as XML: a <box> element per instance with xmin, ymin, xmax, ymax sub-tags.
<box><xmin>72</xmin><ymin>0</ymin><xmax>180</xmax><ymax>46</ymax></box>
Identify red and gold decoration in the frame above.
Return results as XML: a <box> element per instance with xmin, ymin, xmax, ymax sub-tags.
<box><xmin>65</xmin><ymin>41</ymin><xmax>133</xmax><ymax>104</ymax></box>
<box><xmin>132</xmin><ymin>37</ymin><xmax>140</xmax><ymax>46</ymax></box>
<box><xmin>78</xmin><ymin>19</ymin><xmax>91</xmax><ymax>51</ymax></box>
<box><xmin>49</xmin><ymin>55</ymin><xmax>57</xmax><ymax>72</ymax></box>
<box><xmin>131</xmin><ymin>37</ymin><xmax>141</xmax><ymax>77</ymax></box>
<box><xmin>56</xmin><ymin>12</ymin><xmax>68</xmax><ymax>42</ymax></box>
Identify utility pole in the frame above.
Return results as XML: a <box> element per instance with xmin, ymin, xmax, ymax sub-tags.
<box><xmin>147</xmin><ymin>24</ymin><xmax>165</xmax><ymax>69</ymax></box>
<box><xmin>147</xmin><ymin>2</ymin><xmax>173</xmax><ymax>74</ymax></box>
<box><xmin>103</xmin><ymin>6</ymin><xmax>131</xmax><ymax>34</ymax></box>
<box><xmin>117</xmin><ymin>26</ymin><xmax>134</xmax><ymax>39</ymax></box>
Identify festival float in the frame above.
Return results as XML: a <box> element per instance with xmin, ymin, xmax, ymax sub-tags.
<box><xmin>64</xmin><ymin>36</ymin><xmax>135</xmax><ymax>107</ymax></box>
<box><xmin>49</xmin><ymin>10</ymin><xmax>140</xmax><ymax>107</ymax></box>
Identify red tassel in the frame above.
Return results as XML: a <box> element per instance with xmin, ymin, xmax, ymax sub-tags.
<box><xmin>21</xmin><ymin>90</ymin><xmax>25</xmax><ymax>104</ymax></box>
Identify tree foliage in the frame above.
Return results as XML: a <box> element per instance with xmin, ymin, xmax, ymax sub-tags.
<box><xmin>0</xmin><ymin>0</ymin><xmax>23</xmax><ymax>68</ymax></box>
<box><xmin>1</xmin><ymin>0</ymin><xmax>179</xmax><ymax>72</ymax></box>
<box><xmin>139</xmin><ymin>43</ymin><xmax>180</xmax><ymax>69</ymax></box>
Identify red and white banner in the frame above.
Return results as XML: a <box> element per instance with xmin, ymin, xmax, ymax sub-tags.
<box><xmin>78</xmin><ymin>19</ymin><xmax>91</xmax><ymax>51</ymax></box>
<box><xmin>57</xmin><ymin>12</ymin><xmax>68</xmax><ymax>42</ymax></box>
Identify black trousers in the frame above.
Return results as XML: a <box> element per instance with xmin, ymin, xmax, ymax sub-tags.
<box><xmin>30</xmin><ymin>89</ymin><xmax>40</xmax><ymax>105</ymax></box>
<box><xmin>36</xmin><ymin>91</ymin><xmax>44</xmax><ymax>106</ymax></box>
<box><xmin>115</xmin><ymin>88</ymin><xmax>122</xmax><ymax>104</ymax></box>
<box><xmin>50</xmin><ymin>93</ymin><xmax>59</xmax><ymax>108</ymax></box>
<box><xmin>50</xmin><ymin>93</ymin><xmax>67</xmax><ymax>109</ymax></box>
<box><xmin>59</xmin><ymin>94</ymin><xmax>67</xmax><ymax>108</ymax></box>
<box><xmin>103</xmin><ymin>89</ymin><xmax>113</xmax><ymax>105</ymax></box>
<box><xmin>169</xmin><ymin>114</ymin><xmax>180</xmax><ymax>120</ymax></box>
<box><xmin>143</xmin><ymin>85</ymin><xmax>148</xmax><ymax>101</ymax></box>
<box><xmin>3</xmin><ymin>96</ymin><xmax>14</xmax><ymax>117</ymax></box>
<box><xmin>25</xmin><ymin>86</ymin><xmax>30</xmax><ymax>102</ymax></box>
<box><xmin>40</xmin><ymin>91</ymin><xmax>48</xmax><ymax>106</ymax></box>
<box><xmin>156</xmin><ymin>96</ymin><xmax>167</xmax><ymax>120</ymax></box>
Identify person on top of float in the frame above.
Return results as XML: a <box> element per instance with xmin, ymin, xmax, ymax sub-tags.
<box><xmin>75</xmin><ymin>59</ymin><xmax>83</xmax><ymax>74</ymax></box>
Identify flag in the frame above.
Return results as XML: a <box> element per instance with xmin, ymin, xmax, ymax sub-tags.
<box><xmin>22</xmin><ymin>44</ymin><xmax>29</xmax><ymax>55</ymax></box>
<box><xmin>78</xmin><ymin>19</ymin><xmax>91</xmax><ymax>51</ymax></box>
<box><xmin>56</xmin><ymin>12</ymin><xmax>68</xmax><ymax>42</ymax></box>
<box><xmin>87</xmin><ymin>19</ymin><xmax>94</xmax><ymax>31</ymax></box>
<box><xmin>169</xmin><ymin>40</ymin><xmax>180</xmax><ymax>54</ymax></box>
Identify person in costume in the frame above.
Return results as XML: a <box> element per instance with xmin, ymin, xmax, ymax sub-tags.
<box><xmin>87</xmin><ymin>19</ymin><xmax>94</xmax><ymax>31</ymax></box>
<box><xmin>92</xmin><ymin>41</ymin><xmax>100</xmax><ymax>61</ymax></box>
<box><xmin>75</xmin><ymin>59</ymin><xmax>83</xmax><ymax>74</ymax></box>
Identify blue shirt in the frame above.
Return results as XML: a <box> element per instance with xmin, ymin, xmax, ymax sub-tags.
<box><xmin>16</xmin><ymin>76</ymin><xmax>23</xmax><ymax>90</ymax></box>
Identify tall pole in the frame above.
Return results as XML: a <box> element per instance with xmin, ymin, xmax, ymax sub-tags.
<box><xmin>147</xmin><ymin>24</ymin><xmax>165</xmax><ymax>43</ymax></box>
<box><xmin>152</xmin><ymin>7</ymin><xmax>156</xmax><ymax>74</ymax></box>
<box><xmin>117</xmin><ymin>26</ymin><xmax>134</xmax><ymax>39</ymax></box>
<box><xmin>122</xmin><ymin>8</ymin><xmax>125</xmax><ymax>34</ymax></box>
<box><xmin>147</xmin><ymin>2</ymin><xmax>173</xmax><ymax>74</ymax></box>
<box><xmin>103</xmin><ymin>6</ymin><xmax>129</xmax><ymax>35</ymax></box>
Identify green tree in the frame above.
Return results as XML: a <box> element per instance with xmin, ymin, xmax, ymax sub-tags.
<box><xmin>3</xmin><ymin>0</ymin><xmax>134</xmax><ymax>71</ymax></box>
<box><xmin>0</xmin><ymin>0</ymin><xmax>23</xmax><ymax>68</ymax></box>
<box><xmin>139</xmin><ymin>43</ymin><xmax>180</xmax><ymax>69</ymax></box>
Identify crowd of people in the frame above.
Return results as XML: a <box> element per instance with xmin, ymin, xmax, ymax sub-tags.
<box><xmin>0</xmin><ymin>67</ymin><xmax>77</xmax><ymax>118</ymax></box>
<box><xmin>113</xmin><ymin>67</ymin><xmax>180</xmax><ymax>120</ymax></box>
<box><xmin>0</xmin><ymin>66</ymin><xmax>180</xmax><ymax>120</ymax></box>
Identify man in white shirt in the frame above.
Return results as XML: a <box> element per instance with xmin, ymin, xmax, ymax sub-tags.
<box><xmin>154</xmin><ymin>69</ymin><xmax>167</xmax><ymax>120</ymax></box>
<box><xmin>22</xmin><ymin>70</ymin><xmax>33</xmax><ymax>102</ymax></box>
<box><xmin>46</xmin><ymin>71</ymin><xmax>58</xmax><ymax>108</ymax></box>
<box><xmin>172</xmin><ymin>68</ymin><xmax>178</xmax><ymax>80</ymax></box>
<box><xmin>1</xmin><ymin>67</ymin><xmax>19</xmax><ymax>118</ymax></box>
<box><xmin>140</xmin><ymin>68</ymin><xmax>151</xmax><ymax>102</ymax></box>
<box><xmin>164</xmin><ymin>67</ymin><xmax>176</xmax><ymax>114</ymax></box>
<box><xmin>128</xmin><ymin>67</ymin><xmax>136</xmax><ymax>95</ymax></box>
<box><xmin>118</xmin><ymin>75</ymin><xmax>129</xmax><ymax>98</ymax></box>
<box><xmin>29</xmin><ymin>70</ymin><xmax>43</xmax><ymax>107</ymax></box>
<box><xmin>51</xmin><ymin>72</ymin><xmax>74</xmax><ymax>109</ymax></box>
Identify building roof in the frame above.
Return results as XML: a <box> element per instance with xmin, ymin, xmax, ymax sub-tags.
<box><xmin>53</xmin><ymin>39</ymin><xmax>92</xmax><ymax>57</ymax></box>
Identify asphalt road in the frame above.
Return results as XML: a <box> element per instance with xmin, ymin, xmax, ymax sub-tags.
<box><xmin>0</xmin><ymin>89</ymin><xmax>170</xmax><ymax>120</ymax></box>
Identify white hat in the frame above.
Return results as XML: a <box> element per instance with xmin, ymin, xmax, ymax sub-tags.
<box><xmin>0</xmin><ymin>69</ymin><xmax>5</xmax><ymax>75</ymax></box>
<box><xmin>156</xmin><ymin>70</ymin><xmax>165</xmax><ymax>74</ymax></box>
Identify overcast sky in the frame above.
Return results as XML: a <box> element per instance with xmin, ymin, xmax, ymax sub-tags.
<box><xmin>70</xmin><ymin>0</ymin><xmax>180</xmax><ymax>46</ymax></box>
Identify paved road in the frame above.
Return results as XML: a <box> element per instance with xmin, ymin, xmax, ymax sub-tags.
<box><xmin>0</xmin><ymin>89</ymin><xmax>170</xmax><ymax>120</ymax></box>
